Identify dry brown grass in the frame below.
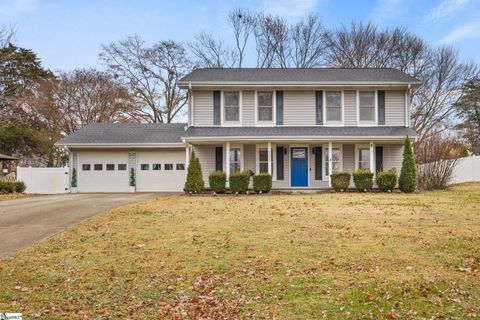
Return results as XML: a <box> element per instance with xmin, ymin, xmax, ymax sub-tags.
<box><xmin>0</xmin><ymin>193</ymin><xmax>36</xmax><ymax>201</ymax></box>
<box><xmin>0</xmin><ymin>185</ymin><xmax>479</xmax><ymax>319</ymax></box>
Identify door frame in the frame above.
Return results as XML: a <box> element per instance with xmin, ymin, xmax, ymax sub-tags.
<box><xmin>289</xmin><ymin>144</ymin><xmax>309</xmax><ymax>187</ymax></box>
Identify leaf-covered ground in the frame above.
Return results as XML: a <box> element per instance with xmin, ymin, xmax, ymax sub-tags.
<box><xmin>1</xmin><ymin>184</ymin><xmax>479</xmax><ymax>319</ymax></box>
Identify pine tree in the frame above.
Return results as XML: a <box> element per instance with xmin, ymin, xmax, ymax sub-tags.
<box><xmin>399</xmin><ymin>135</ymin><xmax>417</xmax><ymax>193</ymax></box>
<box><xmin>184</xmin><ymin>151</ymin><xmax>205</xmax><ymax>193</ymax></box>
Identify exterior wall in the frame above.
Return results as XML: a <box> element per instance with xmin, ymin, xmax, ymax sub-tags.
<box><xmin>385</xmin><ymin>90</ymin><xmax>406</xmax><ymax>126</ymax></box>
<box><xmin>343</xmin><ymin>91</ymin><xmax>357</xmax><ymax>126</ymax></box>
<box><xmin>193</xmin><ymin>90</ymin><xmax>214</xmax><ymax>126</ymax></box>
<box><xmin>273</xmin><ymin>144</ymin><xmax>290</xmax><ymax>189</ymax></box>
<box><xmin>192</xmin><ymin>144</ymin><xmax>217</xmax><ymax>186</ymax></box>
<box><xmin>242</xmin><ymin>91</ymin><xmax>255</xmax><ymax>126</ymax></box>
<box><xmin>283</xmin><ymin>91</ymin><xmax>316</xmax><ymax>126</ymax></box>
<box><xmin>191</xmin><ymin>89</ymin><xmax>407</xmax><ymax>127</ymax></box>
<box><xmin>383</xmin><ymin>144</ymin><xmax>404</xmax><ymax>171</ymax></box>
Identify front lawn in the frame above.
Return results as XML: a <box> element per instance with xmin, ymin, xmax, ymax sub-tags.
<box><xmin>0</xmin><ymin>193</ymin><xmax>36</xmax><ymax>202</ymax></box>
<box><xmin>1</xmin><ymin>185</ymin><xmax>479</xmax><ymax>319</ymax></box>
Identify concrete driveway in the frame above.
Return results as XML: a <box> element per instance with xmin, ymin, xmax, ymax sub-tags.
<box><xmin>0</xmin><ymin>193</ymin><xmax>168</xmax><ymax>259</ymax></box>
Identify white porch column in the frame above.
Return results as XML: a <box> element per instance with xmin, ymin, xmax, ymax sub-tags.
<box><xmin>185</xmin><ymin>143</ymin><xmax>191</xmax><ymax>165</ymax></box>
<box><xmin>369</xmin><ymin>141</ymin><xmax>375</xmax><ymax>174</ymax></box>
<box><xmin>267</xmin><ymin>141</ymin><xmax>272</xmax><ymax>175</ymax></box>
<box><xmin>328</xmin><ymin>141</ymin><xmax>333</xmax><ymax>187</ymax></box>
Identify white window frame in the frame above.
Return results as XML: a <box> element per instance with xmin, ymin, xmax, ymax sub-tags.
<box><xmin>322</xmin><ymin>144</ymin><xmax>343</xmax><ymax>180</ymax></box>
<box><xmin>228</xmin><ymin>144</ymin><xmax>244</xmax><ymax>173</ymax></box>
<box><xmin>355</xmin><ymin>144</ymin><xmax>371</xmax><ymax>170</ymax></box>
<box><xmin>356</xmin><ymin>90</ymin><xmax>378</xmax><ymax>126</ymax></box>
<box><xmin>323</xmin><ymin>90</ymin><xmax>344</xmax><ymax>126</ymax></box>
<box><xmin>255</xmin><ymin>144</ymin><xmax>277</xmax><ymax>181</ymax></box>
<box><xmin>221</xmin><ymin>90</ymin><xmax>242</xmax><ymax>126</ymax></box>
<box><xmin>254</xmin><ymin>90</ymin><xmax>276</xmax><ymax>126</ymax></box>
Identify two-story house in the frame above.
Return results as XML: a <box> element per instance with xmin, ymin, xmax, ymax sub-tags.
<box><xmin>57</xmin><ymin>68</ymin><xmax>420</xmax><ymax>192</ymax></box>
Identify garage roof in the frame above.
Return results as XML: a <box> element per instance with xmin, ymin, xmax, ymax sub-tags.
<box><xmin>57</xmin><ymin>123</ymin><xmax>187</xmax><ymax>146</ymax></box>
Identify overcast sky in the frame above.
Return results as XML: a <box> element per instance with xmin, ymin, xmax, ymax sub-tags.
<box><xmin>1</xmin><ymin>0</ymin><xmax>479</xmax><ymax>71</ymax></box>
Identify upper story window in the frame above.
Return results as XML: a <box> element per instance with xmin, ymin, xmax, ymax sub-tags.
<box><xmin>223</xmin><ymin>91</ymin><xmax>240</xmax><ymax>122</ymax></box>
<box><xmin>325</xmin><ymin>91</ymin><xmax>342</xmax><ymax>123</ymax></box>
<box><xmin>359</xmin><ymin>91</ymin><xmax>376</xmax><ymax>123</ymax></box>
<box><xmin>257</xmin><ymin>91</ymin><xmax>274</xmax><ymax>122</ymax></box>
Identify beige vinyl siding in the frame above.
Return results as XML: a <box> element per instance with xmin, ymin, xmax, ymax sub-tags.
<box><xmin>343</xmin><ymin>91</ymin><xmax>357</xmax><ymax>126</ymax></box>
<box><xmin>308</xmin><ymin>145</ymin><xmax>323</xmax><ymax>188</ymax></box>
<box><xmin>273</xmin><ymin>145</ymin><xmax>290</xmax><ymax>189</ymax></box>
<box><xmin>192</xmin><ymin>144</ymin><xmax>216</xmax><ymax>187</ymax></box>
<box><xmin>242</xmin><ymin>91</ymin><xmax>255</xmax><ymax>126</ymax></box>
<box><xmin>193</xmin><ymin>90</ymin><xmax>213</xmax><ymax>126</ymax></box>
<box><xmin>385</xmin><ymin>90</ymin><xmax>406</xmax><ymax>126</ymax></box>
<box><xmin>283</xmin><ymin>91</ymin><xmax>316</xmax><ymax>126</ymax></box>
<box><xmin>383</xmin><ymin>144</ymin><xmax>403</xmax><ymax>171</ymax></box>
<box><xmin>244</xmin><ymin>144</ymin><xmax>255</xmax><ymax>171</ymax></box>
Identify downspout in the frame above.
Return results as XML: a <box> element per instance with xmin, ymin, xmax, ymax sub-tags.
<box><xmin>188</xmin><ymin>82</ymin><xmax>193</xmax><ymax>127</ymax></box>
<box><xmin>405</xmin><ymin>84</ymin><xmax>411</xmax><ymax>128</ymax></box>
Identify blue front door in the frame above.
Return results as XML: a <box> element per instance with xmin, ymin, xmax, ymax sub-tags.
<box><xmin>291</xmin><ymin>147</ymin><xmax>308</xmax><ymax>187</ymax></box>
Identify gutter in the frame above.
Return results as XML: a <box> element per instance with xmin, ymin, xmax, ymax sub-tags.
<box><xmin>178</xmin><ymin>81</ymin><xmax>423</xmax><ymax>89</ymax></box>
<box><xmin>55</xmin><ymin>142</ymin><xmax>186</xmax><ymax>149</ymax></box>
<box><xmin>181</xmin><ymin>135</ymin><xmax>417</xmax><ymax>143</ymax></box>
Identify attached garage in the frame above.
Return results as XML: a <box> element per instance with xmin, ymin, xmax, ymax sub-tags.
<box><xmin>136</xmin><ymin>149</ymin><xmax>186</xmax><ymax>192</ymax></box>
<box><xmin>57</xmin><ymin>123</ymin><xmax>187</xmax><ymax>193</ymax></box>
<box><xmin>77</xmin><ymin>151</ymin><xmax>129</xmax><ymax>193</ymax></box>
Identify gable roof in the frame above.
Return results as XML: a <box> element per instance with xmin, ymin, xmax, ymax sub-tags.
<box><xmin>57</xmin><ymin>123</ymin><xmax>187</xmax><ymax>146</ymax></box>
<box><xmin>184</xmin><ymin>126</ymin><xmax>417</xmax><ymax>141</ymax></box>
<box><xmin>178</xmin><ymin>68</ymin><xmax>421</xmax><ymax>87</ymax></box>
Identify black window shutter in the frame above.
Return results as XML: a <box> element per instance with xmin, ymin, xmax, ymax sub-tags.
<box><xmin>314</xmin><ymin>146</ymin><xmax>322</xmax><ymax>180</ymax></box>
<box><xmin>213</xmin><ymin>91</ymin><xmax>221</xmax><ymax>125</ymax></box>
<box><xmin>375</xmin><ymin>146</ymin><xmax>383</xmax><ymax>172</ymax></box>
<box><xmin>276</xmin><ymin>146</ymin><xmax>284</xmax><ymax>180</ymax></box>
<box><xmin>315</xmin><ymin>91</ymin><xmax>323</xmax><ymax>125</ymax></box>
<box><xmin>215</xmin><ymin>146</ymin><xmax>223</xmax><ymax>171</ymax></box>
<box><xmin>276</xmin><ymin>91</ymin><xmax>284</xmax><ymax>125</ymax></box>
<box><xmin>378</xmin><ymin>91</ymin><xmax>385</xmax><ymax>125</ymax></box>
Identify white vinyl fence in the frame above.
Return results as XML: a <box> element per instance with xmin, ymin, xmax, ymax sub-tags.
<box><xmin>450</xmin><ymin>156</ymin><xmax>480</xmax><ymax>185</ymax></box>
<box><xmin>17</xmin><ymin>167</ymin><xmax>69</xmax><ymax>194</ymax></box>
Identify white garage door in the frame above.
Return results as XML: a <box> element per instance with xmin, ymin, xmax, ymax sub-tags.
<box><xmin>78</xmin><ymin>151</ymin><xmax>129</xmax><ymax>192</ymax></box>
<box><xmin>136</xmin><ymin>150</ymin><xmax>186</xmax><ymax>192</ymax></box>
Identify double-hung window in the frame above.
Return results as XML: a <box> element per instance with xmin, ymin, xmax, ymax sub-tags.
<box><xmin>224</xmin><ymin>91</ymin><xmax>240</xmax><ymax>122</ymax></box>
<box><xmin>229</xmin><ymin>148</ymin><xmax>241</xmax><ymax>173</ymax></box>
<box><xmin>359</xmin><ymin>91</ymin><xmax>376</xmax><ymax>123</ymax></box>
<box><xmin>357</xmin><ymin>147</ymin><xmax>370</xmax><ymax>170</ymax></box>
<box><xmin>325</xmin><ymin>91</ymin><xmax>342</xmax><ymax>123</ymax></box>
<box><xmin>257</xmin><ymin>91</ymin><xmax>274</xmax><ymax>122</ymax></box>
<box><xmin>258</xmin><ymin>148</ymin><xmax>269</xmax><ymax>173</ymax></box>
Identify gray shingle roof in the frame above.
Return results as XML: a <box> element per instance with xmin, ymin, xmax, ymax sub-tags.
<box><xmin>57</xmin><ymin>123</ymin><xmax>187</xmax><ymax>145</ymax></box>
<box><xmin>184</xmin><ymin>126</ymin><xmax>417</xmax><ymax>138</ymax></box>
<box><xmin>179</xmin><ymin>68</ymin><xmax>421</xmax><ymax>85</ymax></box>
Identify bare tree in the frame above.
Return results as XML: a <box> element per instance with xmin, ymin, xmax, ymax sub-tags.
<box><xmin>189</xmin><ymin>32</ymin><xmax>236</xmax><ymax>68</ymax></box>
<box><xmin>454</xmin><ymin>77</ymin><xmax>480</xmax><ymax>154</ymax></box>
<box><xmin>17</xmin><ymin>69</ymin><xmax>137</xmax><ymax>136</ymax></box>
<box><xmin>254</xmin><ymin>13</ymin><xmax>290</xmax><ymax>68</ymax></box>
<box><xmin>229</xmin><ymin>8</ymin><xmax>255</xmax><ymax>67</ymax></box>
<box><xmin>100</xmin><ymin>35</ymin><xmax>191</xmax><ymax>123</ymax></box>
<box><xmin>0</xmin><ymin>24</ymin><xmax>15</xmax><ymax>48</ymax></box>
<box><xmin>291</xmin><ymin>14</ymin><xmax>326</xmax><ymax>67</ymax></box>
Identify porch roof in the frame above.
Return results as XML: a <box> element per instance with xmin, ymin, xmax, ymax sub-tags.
<box><xmin>183</xmin><ymin>126</ymin><xmax>417</xmax><ymax>141</ymax></box>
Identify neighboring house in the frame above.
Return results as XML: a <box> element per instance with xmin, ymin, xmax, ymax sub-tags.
<box><xmin>57</xmin><ymin>68</ymin><xmax>420</xmax><ymax>192</ymax></box>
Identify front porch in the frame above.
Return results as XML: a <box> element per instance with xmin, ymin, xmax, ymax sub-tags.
<box><xmin>188</xmin><ymin>140</ymin><xmax>404</xmax><ymax>189</ymax></box>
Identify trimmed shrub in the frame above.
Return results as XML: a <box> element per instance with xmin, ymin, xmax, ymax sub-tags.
<box><xmin>71</xmin><ymin>168</ymin><xmax>77</xmax><ymax>188</ymax></box>
<box><xmin>14</xmin><ymin>181</ymin><xmax>26</xmax><ymax>193</ymax></box>
<box><xmin>129</xmin><ymin>168</ymin><xmax>136</xmax><ymax>187</ymax></box>
<box><xmin>184</xmin><ymin>151</ymin><xmax>205</xmax><ymax>193</ymax></box>
<box><xmin>376</xmin><ymin>169</ymin><xmax>397</xmax><ymax>192</ymax></box>
<box><xmin>253</xmin><ymin>173</ymin><xmax>272</xmax><ymax>193</ymax></box>
<box><xmin>353</xmin><ymin>169</ymin><xmax>374</xmax><ymax>192</ymax></box>
<box><xmin>331</xmin><ymin>172</ymin><xmax>351</xmax><ymax>192</ymax></box>
<box><xmin>0</xmin><ymin>181</ymin><xmax>15</xmax><ymax>194</ymax></box>
<box><xmin>229</xmin><ymin>170</ymin><xmax>250</xmax><ymax>194</ymax></box>
<box><xmin>399</xmin><ymin>135</ymin><xmax>417</xmax><ymax>193</ymax></box>
<box><xmin>209</xmin><ymin>171</ymin><xmax>227</xmax><ymax>193</ymax></box>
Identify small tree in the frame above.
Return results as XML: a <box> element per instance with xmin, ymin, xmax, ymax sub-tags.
<box><xmin>184</xmin><ymin>151</ymin><xmax>205</xmax><ymax>193</ymax></box>
<box><xmin>399</xmin><ymin>136</ymin><xmax>417</xmax><ymax>193</ymax></box>
<box><xmin>129</xmin><ymin>168</ymin><xmax>136</xmax><ymax>187</ymax></box>
<box><xmin>71</xmin><ymin>168</ymin><xmax>77</xmax><ymax>188</ymax></box>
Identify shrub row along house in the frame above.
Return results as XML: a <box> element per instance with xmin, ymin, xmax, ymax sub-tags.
<box><xmin>57</xmin><ymin>68</ymin><xmax>420</xmax><ymax>192</ymax></box>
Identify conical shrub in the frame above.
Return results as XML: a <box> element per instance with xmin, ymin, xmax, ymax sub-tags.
<box><xmin>184</xmin><ymin>151</ymin><xmax>205</xmax><ymax>193</ymax></box>
<box><xmin>399</xmin><ymin>135</ymin><xmax>417</xmax><ymax>193</ymax></box>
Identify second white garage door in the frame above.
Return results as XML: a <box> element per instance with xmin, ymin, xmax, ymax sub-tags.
<box><xmin>136</xmin><ymin>150</ymin><xmax>186</xmax><ymax>192</ymax></box>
